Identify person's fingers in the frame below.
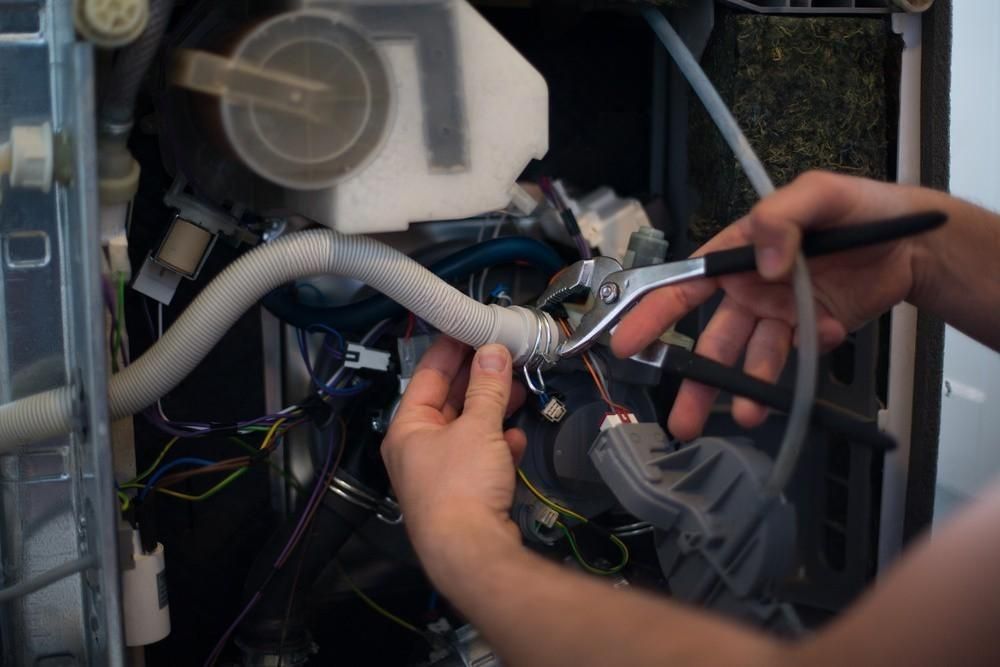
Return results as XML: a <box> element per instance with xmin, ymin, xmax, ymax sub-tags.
<box><xmin>667</xmin><ymin>297</ymin><xmax>756</xmax><ymax>440</ymax></box>
<box><xmin>611</xmin><ymin>221</ymin><xmax>760</xmax><ymax>359</ymax></box>
<box><xmin>442</xmin><ymin>363</ymin><xmax>472</xmax><ymax>422</ymax></box>
<box><xmin>732</xmin><ymin>319</ymin><xmax>792</xmax><ymax>429</ymax></box>
<box><xmin>611</xmin><ymin>279</ymin><xmax>717</xmax><ymax>358</ymax></box>
<box><xmin>461</xmin><ymin>344</ymin><xmax>513</xmax><ymax>429</ymax></box>
<box><xmin>791</xmin><ymin>310</ymin><xmax>848</xmax><ymax>352</ymax></box>
<box><xmin>504</xmin><ymin>428</ymin><xmax>528</xmax><ymax>465</ymax></box>
<box><xmin>817</xmin><ymin>316</ymin><xmax>848</xmax><ymax>353</ymax></box>
<box><xmin>399</xmin><ymin>337</ymin><xmax>470</xmax><ymax>417</ymax></box>
<box><xmin>749</xmin><ymin>170</ymin><xmax>898</xmax><ymax>280</ymax></box>
<box><xmin>506</xmin><ymin>380</ymin><xmax>527</xmax><ymax>419</ymax></box>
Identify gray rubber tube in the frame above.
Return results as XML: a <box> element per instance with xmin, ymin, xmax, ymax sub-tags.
<box><xmin>0</xmin><ymin>229</ymin><xmax>560</xmax><ymax>450</ymax></box>
<box><xmin>643</xmin><ymin>8</ymin><xmax>818</xmax><ymax>498</ymax></box>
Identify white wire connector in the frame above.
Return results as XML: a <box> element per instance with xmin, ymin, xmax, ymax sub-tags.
<box><xmin>344</xmin><ymin>343</ymin><xmax>391</xmax><ymax>372</ymax></box>
<box><xmin>534</xmin><ymin>505</ymin><xmax>560</xmax><ymax>529</ymax></box>
<box><xmin>600</xmin><ymin>412</ymin><xmax>636</xmax><ymax>432</ymax></box>
<box><xmin>540</xmin><ymin>396</ymin><xmax>568</xmax><ymax>423</ymax></box>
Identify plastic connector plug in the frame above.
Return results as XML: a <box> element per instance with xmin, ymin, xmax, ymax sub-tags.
<box><xmin>599</xmin><ymin>412</ymin><xmax>637</xmax><ymax>432</ymax></box>
<box><xmin>540</xmin><ymin>396</ymin><xmax>568</xmax><ymax>423</ymax></box>
<box><xmin>344</xmin><ymin>343</ymin><xmax>390</xmax><ymax>372</ymax></box>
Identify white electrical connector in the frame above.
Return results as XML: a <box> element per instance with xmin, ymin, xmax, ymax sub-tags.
<box><xmin>534</xmin><ymin>505</ymin><xmax>559</xmax><ymax>529</ymax></box>
<box><xmin>540</xmin><ymin>396</ymin><xmax>568</xmax><ymax>423</ymax></box>
<box><xmin>344</xmin><ymin>343</ymin><xmax>391</xmax><ymax>372</ymax></box>
<box><xmin>599</xmin><ymin>412</ymin><xmax>637</xmax><ymax>432</ymax></box>
<box><xmin>121</xmin><ymin>530</ymin><xmax>170</xmax><ymax>647</ymax></box>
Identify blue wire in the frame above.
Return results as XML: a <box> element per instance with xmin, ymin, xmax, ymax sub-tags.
<box><xmin>296</xmin><ymin>329</ymin><xmax>370</xmax><ymax>398</ymax></box>
<box><xmin>305</xmin><ymin>323</ymin><xmax>346</xmax><ymax>358</ymax></box>
<box><xmin>139</xmin><ymin>457</ymin><xmax>217</xmax><ymax>500</ymax></box>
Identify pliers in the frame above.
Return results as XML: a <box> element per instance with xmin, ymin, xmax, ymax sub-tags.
<box><xmin>537</xmin><ymin>211</ymin><xmax>947</xmax><ymax>358</ymax></box>
<box><xmin>534</xmin><ymin>210</ymin><xmax>947</xmax><ymax>453</ymax></box>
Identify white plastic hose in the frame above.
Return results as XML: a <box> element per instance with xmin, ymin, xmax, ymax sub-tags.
<box><xmin>0</xmin><ymin>229</ymin><xmax>560</xmax><ymax>450</ymax></box>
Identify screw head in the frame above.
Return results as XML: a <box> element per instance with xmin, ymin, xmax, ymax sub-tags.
<box><xmin>598</xmin><ymin>283</ymin><xmax>620</xmax><ymax>304</ymax></box>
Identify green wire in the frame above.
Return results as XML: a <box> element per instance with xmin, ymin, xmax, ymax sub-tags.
<box><xmin>157</xmin><ymin>467</ymin><xmax>249</xmax><ymax>501</ymax></box>
<box><xmin>117</xmin><ymin>434</ymin><xmax>306</xmax><ymax>510</ymax></box>
<box><xmin>518</xmin><ymin>469</ymin><xmax>631</xmax><ymax>575</ymax></box>
<box><xmin>555</xmin><ymin>520</ymin><xmax>629</xmax><ymax>576</ymax></box>
<box><xmin>226</xmin><ymin>436</ymin><xmax>306</xmax><ymax>494</ymax></box>
<box><xmin>127</xmin><ymin>437</ymin><xmax>179</xmax><ymax>486</ymax></box>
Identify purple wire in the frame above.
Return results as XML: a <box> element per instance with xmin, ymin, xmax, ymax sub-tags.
<box><xmin>275</xmin><ymin>425</ymin><xmax>337</xmax><ymax>566</ymax></box>
<box><xmin>203</xmin><ymin>426</ymin><xmax>339</xmax><ymax>666</ymax></box>
<box><xmin>101</xmin><ymin>275</ymin><xmax>117</xmax><ymax>319</ymax></box>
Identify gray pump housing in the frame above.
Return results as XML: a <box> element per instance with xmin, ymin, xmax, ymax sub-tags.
<box><xmin>590</xmin><ymin>424</ymin><xmax>800</xmax><ymax>631</ymax></box>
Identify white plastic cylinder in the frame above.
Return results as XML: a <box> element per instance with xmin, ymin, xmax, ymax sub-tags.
<box><xmin>122</xmin><ymin>531</ymin><xmax>170</xmax><ymax>647</ymax></box>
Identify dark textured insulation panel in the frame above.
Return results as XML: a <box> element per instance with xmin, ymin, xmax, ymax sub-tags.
<box><xmin>688</xmin><ymin>12</ymin><xmax>901</xmax><ymax>242</ymax></box>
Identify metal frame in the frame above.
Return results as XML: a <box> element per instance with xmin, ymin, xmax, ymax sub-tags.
<box><xmin>0</xmin><ymin>2</ymin><xmax>123</xmax><ymax>663</ymax></box>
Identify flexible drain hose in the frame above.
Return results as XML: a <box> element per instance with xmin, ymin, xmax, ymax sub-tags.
<box><xmin>0</xmin><ymin>229</ymin><xmax>559</xmax><ymax>450</ymax></box>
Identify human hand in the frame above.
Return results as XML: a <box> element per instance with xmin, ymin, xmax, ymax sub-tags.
<box><xmin>612</xmin><ymin>171</ymin><xmax>940</xmax><ymax>441</ymax></box>
<box><xmin>381</xmin><ymin>337</ymin><xmax>527</xmax><ymax>576</ymax></box>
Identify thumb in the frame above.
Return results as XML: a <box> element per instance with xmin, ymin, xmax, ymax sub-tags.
<box><xmin>461</xmin><ymin>344</ymin><xmax>513</xmax><ymax>428</ymax></box>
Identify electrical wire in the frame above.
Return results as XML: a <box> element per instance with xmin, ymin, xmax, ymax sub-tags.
<box><xmin>643</xmin><ymin>8</ymin><xmax>817</xmax><ymax>499</ymax></box>
<box><xmin>556</xmin><ymin>319</ymin><xmax>631</xmax><ymax>417</ymax></box>
<box><xmin>0</xmin><ymin>555</ymin><xmax>98</xmax><ymax>604</ymax></box>
<box><xmin>517</xmin><ymin>468</ymin><xmax>588</xmax><ymax>524</ymax></box>
<box><xmin>555</xmin><ymin>521</ymin><xmax>629</xmax><ymax>576</ymax></box>
<box><xmin>131</xmin><ymin>436</ymin><xmax>179</xmax><ymax>484</ymax></box>
<box><xmin>333</xmin><ymin>560</ymin><xmax>434</xmax><ymax>644</ymax></box>
<box><xmin>517</xmin><ymin>469</ymin><xmax>630</xmax><ymax>575</ymax></box>
<box><xmin>204</xmin><ymin>421</ymin><xmax>346</xmax><ymax>667</ymax></box>
<box><xmin>296</xmin><ymin>327</ymin><xmax>371</xmax><ymax>399</ymax></box>
<box><xmin>155</xmin><ymin>467</ymin><xmax>248</xmax><ymax>502</ymax></box>
<box><xmin>136</xmin><ymin>457</ymin><xmax>216</xmax><ymax>500</ymax></box>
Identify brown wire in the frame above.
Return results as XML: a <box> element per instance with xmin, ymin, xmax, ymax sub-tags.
<box><xmin>153</xmin><ymin>457</ymin><xmax>252</xmax><ymax>490</ymax></box>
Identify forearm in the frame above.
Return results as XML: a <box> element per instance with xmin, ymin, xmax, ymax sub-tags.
<box><xmin>417</xmin><ymin>516</ymin><xmax>785</xmax><ymax>667</ymax></box>
<box><xmin>909</xmin><ymin>189</ymin><xmax>1000</xmax><ymax>351</ymax></box>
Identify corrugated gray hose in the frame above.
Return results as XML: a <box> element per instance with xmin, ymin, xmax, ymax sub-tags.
<box><xmin>0</xmin><ymin>229</ymin><xmax>560</xmax><ymax>451</ymax></box>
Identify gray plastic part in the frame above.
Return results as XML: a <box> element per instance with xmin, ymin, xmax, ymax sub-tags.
<box><xmin>590</xmin><ymin>425</ymin><xmax>800</xmax><ymax>630</ymax></box>
<box><xmin>622</xmin><ymin>226</ymin><xmax>669</xmax><ymax>269</ymax></box>
<box><xmin>397</xmin><ymin>334</ymin><xmax>435</xmax><ymax>379</ymax></box>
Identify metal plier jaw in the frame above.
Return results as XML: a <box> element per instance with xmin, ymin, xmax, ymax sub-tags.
<box><xmin>536</xmin><ymin>256</ymin><xmax>708</xmax><ymax>360</ymax></box>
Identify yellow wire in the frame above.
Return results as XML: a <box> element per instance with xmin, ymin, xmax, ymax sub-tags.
<box><xmin>518</xmin><ymin>470</ymin><xmax>631</xmax><ymax>575</ymax></box>
<box><xmin>259</xmin><ymin>418</ymin><xmax>287</xmax><ymax>451</ymax></box>
<box><xmin>517</xmin><ymin>468</ymin><xmax>589</xmax><ymax>524</ymax></box>
<box><xmin>117</xmin><ymin>490</ymin><xmax>131</xmax><ymax>512</ymax></box>
<box><xmin>127</xmin><ymin>437</ymin><xmax>179</xmax><ymax>485</ymax></box>
<box><xmin>555</xmin><ymin>520</ymin><xmax>630</xmax><ymax>576</ymax></box>
<box><xmin>333</xmin><ymin>560</ymin><xmax>428</xmax><ymax>639</ymax></box>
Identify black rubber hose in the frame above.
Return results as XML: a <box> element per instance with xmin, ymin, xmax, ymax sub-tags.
<box><xmin>260</xmin><ymin>236</ymin><xmax>565</xmax><ymax>332</ymax></box>
<box><xmin>101</xmin><ymin>0</ymin><xmax>176</xmax><ymax>128</ymax></box>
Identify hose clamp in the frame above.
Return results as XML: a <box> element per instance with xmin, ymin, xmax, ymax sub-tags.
<box><xmin>520</xmin><ymin>309</ymin><xmax>560</xmax><ymax>396</ymax></box>
<box><xmin>328</xmin><ymin>474</ymin><xmax>403</xmax><ymax>524</ymax></box>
